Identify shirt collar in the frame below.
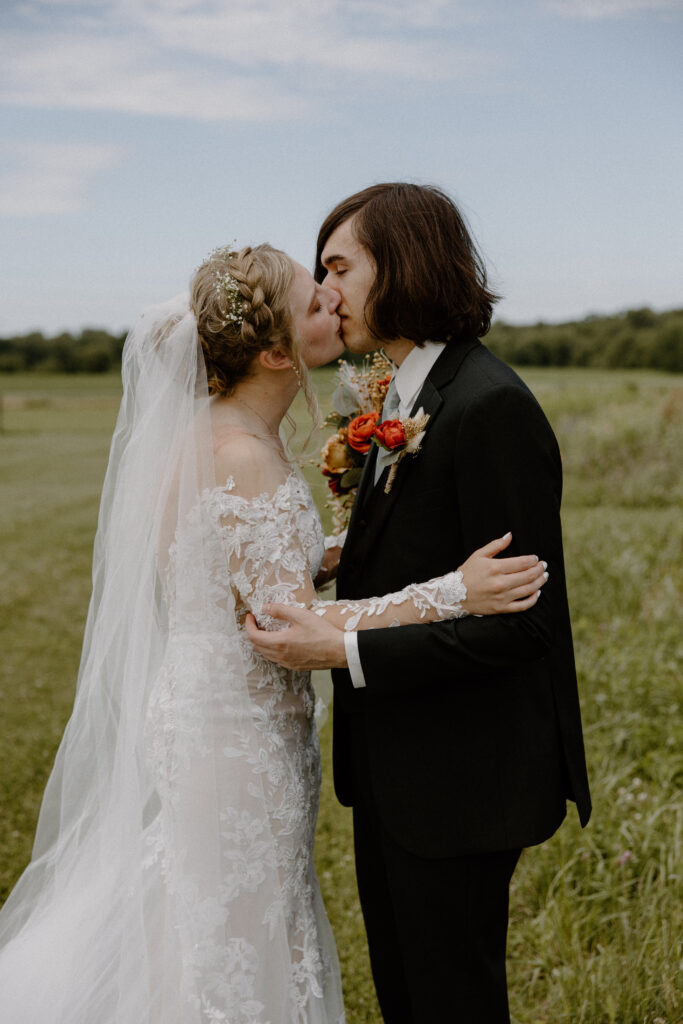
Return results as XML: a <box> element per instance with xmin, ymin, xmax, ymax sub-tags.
<box><xmin>391</xmin><ymin>340</ymin><xmax>446</xmax><ymax>411</ymax></box>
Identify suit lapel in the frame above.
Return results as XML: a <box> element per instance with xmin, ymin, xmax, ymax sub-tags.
<box><xmin>422</xmin><ymin>336</ymin><xmax>480</xmax><ymax>394</ymax></box>
<box><xmin>342</xmin><ymin>339</ymin><xmax>481</xmax><ymax>570</ymax></box>
<box><xmin>342</xmin><ymin>443</ymin><xmax>377</xmax><ymax>551</ymax></box>
<box><xmin>357</xmin><ymin>442</ymin><xmax>379</xmax><ymax>510</ymax></box>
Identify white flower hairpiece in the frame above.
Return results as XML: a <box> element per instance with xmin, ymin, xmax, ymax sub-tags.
<box><xmin>209</xmin><ymin>244</ymin><xmax>245</xmax><ymax>328</ymax></box>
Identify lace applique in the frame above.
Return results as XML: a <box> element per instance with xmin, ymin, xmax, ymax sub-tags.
<box><xmin>311</xmin><ymin>570</ymin><xmax>468</xmax><ymax>631</ymax></box>
<box><xmin>207</xmin><ymin>473</ymin><xmax>324</xmax><ymax>631</ymax></box>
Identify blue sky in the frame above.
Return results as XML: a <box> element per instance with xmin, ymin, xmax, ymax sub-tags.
<box><xmin>1</xmin><ymin>0</ymin><xmax>681</xmax><ymax>335</ymax></box>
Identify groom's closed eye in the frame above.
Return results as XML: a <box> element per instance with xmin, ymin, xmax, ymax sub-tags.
<box><xmin>322</xmin><ymin>254</ymin><xmax>348</xmax><ymax>272</ymax></box>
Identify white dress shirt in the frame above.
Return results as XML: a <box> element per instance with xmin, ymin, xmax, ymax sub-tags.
<box><xmin>344</xmin><ymin>341</ymin><xmax>446</xmax><ymax>688</ymax></box>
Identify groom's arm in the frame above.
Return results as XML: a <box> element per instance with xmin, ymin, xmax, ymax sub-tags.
<box><xmin>355</xmin><ymin>383</ymin><xmax>568</xmax><ymax>694</ymax></box>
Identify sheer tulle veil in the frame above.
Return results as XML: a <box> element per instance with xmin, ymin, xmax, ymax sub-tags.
<box><xmin>0</xmin><ymin>295</ymin><xmax>337</xmax><ymax>1022</ymax></box>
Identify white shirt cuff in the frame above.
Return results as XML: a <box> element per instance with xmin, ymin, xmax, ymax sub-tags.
<box><xmin>343</xmin><ymin>631</ymin><xmax>367</xmax><ymax>688</ymax></box>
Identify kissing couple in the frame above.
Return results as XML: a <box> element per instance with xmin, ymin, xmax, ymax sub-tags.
<box><xmin>0</xmin><ymin>183</ymin><xmax>590</xmax><ymax>1024</ymax></box>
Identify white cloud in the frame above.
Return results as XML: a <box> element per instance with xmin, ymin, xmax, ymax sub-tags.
<box><xmin>141</xmin><ymin>13</ymin><xmax>477</xmax><ymax>82</ymax></box>
<box><xmin>126</xmin><ymin>0</ymin><xmax>476</xmax><ymax>80</ymax></box>
<box><xmin>0</xmin><ymin>33</ymin><xmax>310</xmax><ymax>120</ymax></box>
<box><xmin>545</xmin><ymin>0</ymin><xmax>682</xmax><ymax>18</ymax></box>
<box><xmin>0</xmin><ymin>141</ymin><xmax>122</xmax><ymax>216</ymax></box>
<box><xmin>345</xmin><ymin>0</ymin><xmax>457</xmax><ymax>27</ymax></box>
<box><xmin>0</xmin><ymin>0</ymin><xmax>493</xmax><ymax>124</ymax></box>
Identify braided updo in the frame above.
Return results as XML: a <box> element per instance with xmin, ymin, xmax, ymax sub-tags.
<box><xmin>191</xmin><ymin>244</ymin><xmax>318</xmax><ymax>429</ymax></box>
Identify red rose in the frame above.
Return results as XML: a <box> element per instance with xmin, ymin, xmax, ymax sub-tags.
<box><xmin>374</xmin><ymin>419</ymin><xmax>407</xmax><ymax>451</ymax></box>
<box><xmin>347</xmin><ymin>411</ymin><xmax>380</xmax><ymax>453</ymax></box>
<box><xmin>325</xmin><ymin>473</ymin><xmax>342</xmax><ymax>495</ymax></box>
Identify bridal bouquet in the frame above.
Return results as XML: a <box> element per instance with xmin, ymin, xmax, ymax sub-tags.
<box><xmin>320</xmin><ymin>355</ymin><xmax>429</xmax><ymax>532</ymax></box>
<box><xmin>320</xmin><ymin>353</ymin><xmax>391</xmax><ymax>532</ymax></box>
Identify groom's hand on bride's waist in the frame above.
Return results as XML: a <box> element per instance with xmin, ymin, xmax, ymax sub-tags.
<box><xmin>245</xmin><ymin>605</ymin><xmax>348</xmax><ymax>670</ymax></box>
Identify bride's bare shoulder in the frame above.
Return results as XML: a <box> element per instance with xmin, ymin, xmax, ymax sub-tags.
<box><xmin>212</xmin><ymin>429</ymin><xmax>291</xmax><ymax>499</ymax></box>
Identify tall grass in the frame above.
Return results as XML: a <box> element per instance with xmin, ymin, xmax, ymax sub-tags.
<box><xmin>1</xmin><ymin>367</ymin><xmax>681</xmax><ymax>1023</ymax></box>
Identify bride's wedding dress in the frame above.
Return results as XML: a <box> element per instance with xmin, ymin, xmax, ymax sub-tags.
<box><xmin>142</xmin><ymin>471</ymin><xmax>344</xmax><ymax>1023</ymax></box>
<box><xmin>0</xmin><ymin>298</ymin><xmax>466</xmax><ymax>1024</ymax></box>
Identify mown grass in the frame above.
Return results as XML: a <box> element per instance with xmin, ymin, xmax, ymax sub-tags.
<box><xmin>1</xmin><ymin>367</ymin><xmax>681</xmax><ymax>1023</ymax></box>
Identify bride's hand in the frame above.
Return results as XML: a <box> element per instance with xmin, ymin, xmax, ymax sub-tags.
<box><xmin>314</xmin><ymin>545</ymin><xmax>342</xmax><ymax>588</ymax></box>
<box><xmin>459</xmin><ymin>533</ymin><xmax>548</xmax><ymax>615</ymax></box>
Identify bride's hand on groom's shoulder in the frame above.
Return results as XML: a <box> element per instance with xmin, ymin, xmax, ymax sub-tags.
<box><xmin>459</xmin><ymin>533</ymin><xmax>549</xmax><ymax>616</ymax></box>
<box><xmin>245</xmin><ymin>606</ymin><xmax>348</xmax><ymax>670</ymax></box>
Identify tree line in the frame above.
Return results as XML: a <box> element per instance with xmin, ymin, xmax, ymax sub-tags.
<box><xmin>0</xmin><ymin>328</ymin><xmax>127</xmax><ymax>374</ymax></box>
<box><xmin>1</xmin><ymin>307</ymin><xmax>681</xmax><ymax>374</ymax></box>
<box><xmin>486</xmin><ymin>307</ymin><xmax>683</xmax><ymax>372</ymax></box>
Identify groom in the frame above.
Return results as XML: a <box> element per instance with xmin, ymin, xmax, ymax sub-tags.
<box><xmin>247</xmin><ymin>183</ymin><xmax>591</xmax><ymax>1023</ymax></box>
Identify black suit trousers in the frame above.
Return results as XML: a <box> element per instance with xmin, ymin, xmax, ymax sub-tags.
<box><xmin>350</xmin><ymin>716</ymin><xmax>521</xmax><ymax>1024</ymax></box>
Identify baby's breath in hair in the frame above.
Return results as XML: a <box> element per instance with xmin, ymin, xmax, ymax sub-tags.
<box><xmin>210</xmin><ymin>245</ymin><xmax>245</xmax><ymax>327</ymax></box>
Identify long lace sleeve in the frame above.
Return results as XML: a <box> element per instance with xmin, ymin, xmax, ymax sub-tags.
<box><xmin>310</xmin><ymin>571</ymin><xmax>468</xmax><ymax>631</ymax></box>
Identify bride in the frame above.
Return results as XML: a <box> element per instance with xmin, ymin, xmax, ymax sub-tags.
<box><xmin>0</xmin><ymin>243</ymin><xmax>547</xmax><ymax>1023</ymax></box>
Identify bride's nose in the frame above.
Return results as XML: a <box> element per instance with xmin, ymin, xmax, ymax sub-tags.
<box><xmin>322</xmin><ymin>284</ymin><xmax>341</xmax><ymax>311</ymax></box>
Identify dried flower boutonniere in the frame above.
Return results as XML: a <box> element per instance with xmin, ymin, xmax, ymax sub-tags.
<box><xmin>374</xmin><ymin>408</ymin><xmax>430</xmax><ymax>493</ymax></box>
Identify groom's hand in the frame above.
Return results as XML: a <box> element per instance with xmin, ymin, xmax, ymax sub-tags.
<box><xmin>245</xmin><ymin>605</ymin><xmax>348</xmax><ymax>670</ymax></box>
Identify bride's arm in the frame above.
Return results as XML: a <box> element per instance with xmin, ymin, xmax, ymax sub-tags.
<box><xmin>307</xmin><ymin>533</ymin><xmax>547</xmax><ymax>632</ymax></box>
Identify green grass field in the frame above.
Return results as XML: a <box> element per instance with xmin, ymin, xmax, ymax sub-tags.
<box><xmin>1</xmin><ymin>367</ymin><xmax>681</xmax><ymax>1023</ymax></box>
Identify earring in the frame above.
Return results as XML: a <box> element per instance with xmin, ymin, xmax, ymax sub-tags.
<box><xmin>292</xmin><ymin>362</ymin><xmax>305</xmax><ymax>390</ymax></box>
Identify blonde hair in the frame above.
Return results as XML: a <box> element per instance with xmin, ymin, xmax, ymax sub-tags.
<box><xmin>190</xmin><ymin>244</ymin><xmax>320</xmax><ymax>426</ymax></box>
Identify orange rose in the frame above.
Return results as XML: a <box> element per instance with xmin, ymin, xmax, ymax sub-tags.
<box><xmin>347</xmin><ymin>412</ymin><xmax>380</xmax><ymax>453</ymax></box>
<box><xmin>374</xmin><ymin>419</ymin><xmax>407</xmax><ymax>451</ymax></box>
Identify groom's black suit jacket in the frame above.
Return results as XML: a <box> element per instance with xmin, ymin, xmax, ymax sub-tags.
<box><xmin>331</xmin><ymin>339</ymin><xmax>591</xmax><ymax>859</ymax></box>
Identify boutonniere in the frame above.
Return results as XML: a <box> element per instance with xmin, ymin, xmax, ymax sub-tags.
<box><xmin>319</xmin><ymin>354</ymin><xmax>392</xmax><ymax>532</ymax></box>
<box><xmin>374</xmin><ymin>408</ymin><xmax>430</xmax><ymax>493</ymax></box>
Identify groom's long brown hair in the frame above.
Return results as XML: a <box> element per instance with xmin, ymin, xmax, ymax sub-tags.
<box><xmin>315</xmin><ymin>182</ymin><xmax>498</xmax><ymax>346</ymax></box>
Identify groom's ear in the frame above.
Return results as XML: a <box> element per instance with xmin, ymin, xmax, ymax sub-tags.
<box><xmin>258</xmin><ymin>347</ymin><xmax>293</xmax><ymax>372</ymax></box>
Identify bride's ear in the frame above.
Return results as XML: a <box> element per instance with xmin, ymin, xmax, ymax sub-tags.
<box><xmin>258</xmin><ymin>347</ymin><xmax>293</xmax><ymax>372</ymax></box>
